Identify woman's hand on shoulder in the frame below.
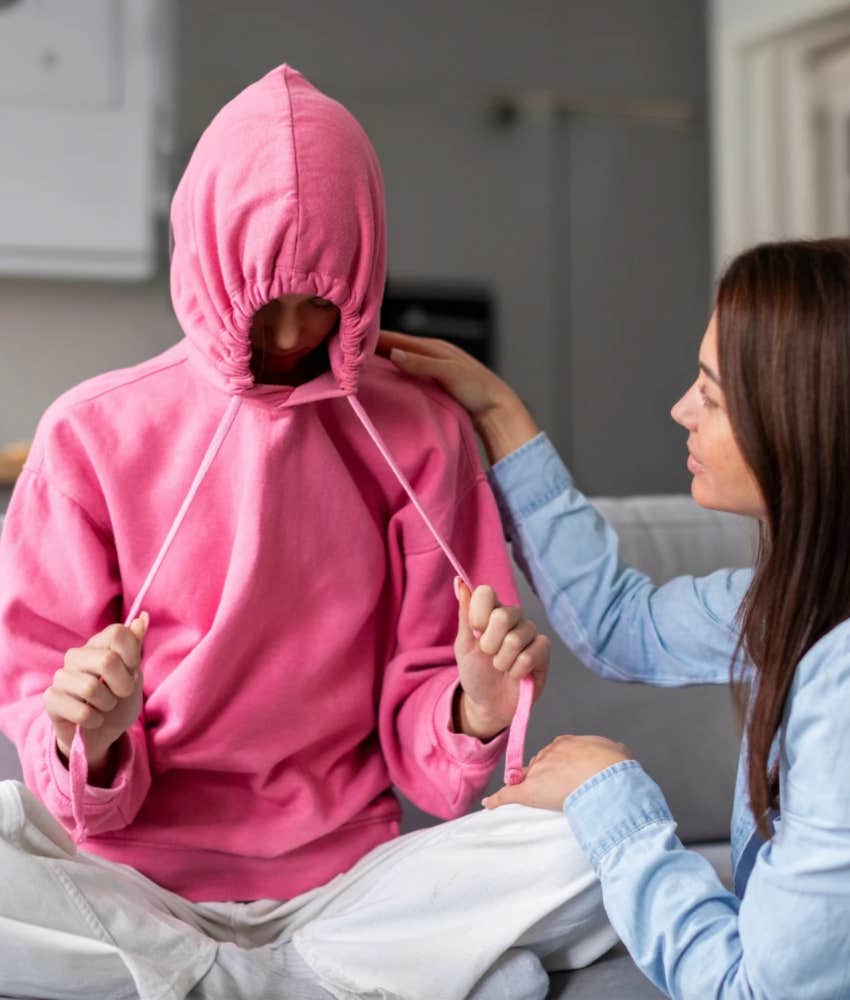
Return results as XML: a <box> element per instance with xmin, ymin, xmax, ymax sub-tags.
<box><xmin>483</xmin><ymin>734</ymin><xmax>634</xmax><ymax>812</ymax></box>
<box><xmin>378</xmin><ymin>330</ymin><xmax>541</xmax><ymax>463</ymax></box>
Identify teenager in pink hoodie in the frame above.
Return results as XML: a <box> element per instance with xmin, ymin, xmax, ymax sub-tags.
<box><xmin>0</xmin><ymin>66</ymin><xmax>614</xmax><ymax>999</ymax></box>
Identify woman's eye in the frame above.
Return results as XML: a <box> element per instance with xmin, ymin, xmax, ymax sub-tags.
<box><xmin>699</xmin><ymin>385</ymin><xmax>717</xmax><ymax>408</ymax></box>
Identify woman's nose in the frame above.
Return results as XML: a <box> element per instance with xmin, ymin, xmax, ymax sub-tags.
<box><xmin>671</xmin><ymin>386</ymin><xmax>697</xmax><ymax>430</ymax></box>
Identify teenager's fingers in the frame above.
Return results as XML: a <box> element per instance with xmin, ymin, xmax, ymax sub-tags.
<box><xmin>507</xmin><ymin>634</ymin><xmax>551</xmax><ymax>685</ymax></box>
<box><xmin>127</xmin><ymin>612</ymin><xmax>149</xmax><ymax>650</ymax></box>
<box><xmin>85</xmin><ymin>615</ymin><xmax>148</xmax><ymax>675</ymax></box>
<box><xmin>88</xmin><ymin>622</ymin><xmax>129</xmax><ymax>649</ymax></box>
<box><xmin>64</xmin><ymin>646</ymin><xmax>137</xmax><ymax>699</ymax></box>
<box><xmin>55</xmin><ymin>670</ymin><xmax>119</xmax><ymax>713</ymax></box>
<box><xmin>491</xmin><ymin>619</ymin><xmax>538</xmax><ymax>673</ymax></box>
<box><xmin>43</xmin><ymin>689</ymin><xmax>105</xmax><ymax>731</ymax></box>
<box><xmin>98</xmin><ymin>651</ymin><xmax>140</xmax><ymax>699</ymax></box>
<box><xmin>454</xmin><ymin>578</ymin><xmax>475</xmax><ymax>656</ymax></box>
<box><xmin>466</xmin><ymin>585</ymin><xmax>499</xmax><ymax>637</ymax></box>
<box><xmin>478</xmin><ymin>604</ymin><xmax>522</xmax><ymax>657</ymax></box>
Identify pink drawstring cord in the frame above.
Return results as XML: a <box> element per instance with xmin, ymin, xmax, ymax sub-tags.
<box><xmin>68</xmin><ymin>396</ymin><xmax>243</xmax><ymax>838</ymax></box>
<box><xmin>347</xmin><ymin>395</ymin><xmax>533</xmax><ymax>785</ymax></box>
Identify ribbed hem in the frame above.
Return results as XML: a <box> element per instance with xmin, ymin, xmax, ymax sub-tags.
<box><xmin>432</xmin><ymin>678</ymin><xmax>508</xmax><ymax>765</ymax></box>
<box><xmin>45</xmin><ymin>718</ymin><xmax>138</xmax><ymax>810</ymax></box>
<box><xmin>86</xmin><ymin>813</ymin><xmax>401</xmax><ymax>903</ymax></box>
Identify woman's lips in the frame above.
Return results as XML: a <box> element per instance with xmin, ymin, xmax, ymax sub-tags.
<box><xmin>687</xmin><ymin>452</ymin><xmax>706</xmax><ymax>474</ymax></box>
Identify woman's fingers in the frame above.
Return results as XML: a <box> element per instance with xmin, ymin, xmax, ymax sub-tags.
<box><xmin>378</xmin><ymin>329</ymin><xmax>460</xmax><ymax>360</ymax></box>
<box><xmin>379</xmin><ymin>330</ymin><xmax>509</xmax><ymax>420</ymax></box>
<box><xmin>483</xmin><ymin>780</ymin><xmax>532</xmax><ymax>810</ymax></box>
<box><xmin>484</xmin><ymin>734</ymin><xmax>635</xmax><ymax>811</ymax></box>
<box><xmin>390</xmin><ymin>349</ymin><xmax>463</xmax><ymax>382</ymax></box>
<box><xmin>389</xmin><ymin>349</ymin><xmax>480</xmax><ymax>409</ymax></box>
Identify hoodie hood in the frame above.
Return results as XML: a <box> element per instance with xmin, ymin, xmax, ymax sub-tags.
<box><xmin>169</xmin><ymin>65</ymin><xmax>386</xmax><ymax>397</ymax></box>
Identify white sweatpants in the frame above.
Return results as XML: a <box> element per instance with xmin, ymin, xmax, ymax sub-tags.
<box><xmin>0</xmin><ymin>780</ymin><xmax>616</xmax><ymax>1000</ymax></box>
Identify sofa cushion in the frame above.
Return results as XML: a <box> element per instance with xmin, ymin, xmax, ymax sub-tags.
<box><xmin>549</xmin><ymin>942</ymin><xmax>664</xmax><ymax>998</ymax></box>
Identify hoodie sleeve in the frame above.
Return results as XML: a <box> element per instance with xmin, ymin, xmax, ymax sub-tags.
<box><xmin>0</xmin><ymin>466</ymin><xmax>152</xmax><ymax>836</ymax></box>
<box><xmin>378</xmin><ymin>421</ymin><xmax>521</xmax><ymax>820</ymax></box>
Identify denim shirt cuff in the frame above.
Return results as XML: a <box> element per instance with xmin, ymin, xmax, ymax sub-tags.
<box><xmin>563</xmin><ymin>760</ymin><xmax>674</xmax><ymax>871</ymax></box>
<box><xmin>487</xmin><ymin>433</ymin><xmax>573</xmax><ymax>536</ymax></box>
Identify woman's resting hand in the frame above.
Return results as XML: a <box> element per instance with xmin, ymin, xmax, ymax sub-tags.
<box><xmin>483</xmin><ymin>734</ymin><xmax>633</xmax><ymax>811</ymax></box>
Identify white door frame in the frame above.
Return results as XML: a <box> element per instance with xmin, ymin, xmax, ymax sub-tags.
<box><xmin>710</xmin><ymin>0</ymin><xmax>850</xmax><ymax>272</ymax></box>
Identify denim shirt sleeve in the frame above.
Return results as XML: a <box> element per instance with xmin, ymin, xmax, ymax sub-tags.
<box><xmin>487</xmin><ymin>433</ymin><xmax>751</xmax><ymax>686</ymax></box>
<box><xmin>563</xmin><ymin>632</ymin><xmax>850</xmax><ymax>999</ymax></box>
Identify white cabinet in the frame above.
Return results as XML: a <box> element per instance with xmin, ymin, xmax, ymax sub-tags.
<box><xmin>0</xmin><ymin>0</ymin><xmax>174</xmax><ymax>279</ymax></box>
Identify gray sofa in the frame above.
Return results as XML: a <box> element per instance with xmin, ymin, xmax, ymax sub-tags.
<box><xmin>0</xmin><ymin>496</ymin><xmax>754</xmax><ymax>999</ymax></box>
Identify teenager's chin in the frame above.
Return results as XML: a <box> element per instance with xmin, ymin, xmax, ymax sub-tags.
<box><xmin>250</xmin><ymin>347</ymin><xmax>331</xmax><ymax>386</ymax></box>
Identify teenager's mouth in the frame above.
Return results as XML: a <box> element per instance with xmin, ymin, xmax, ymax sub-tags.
<box><xmin>262</xmin><ymin>348</ymin><xmax>308</xmax><ymax>369</ymax></box>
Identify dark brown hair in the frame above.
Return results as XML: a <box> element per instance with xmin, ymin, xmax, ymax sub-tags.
<box><xmin>717</xmin><ymin>239</ymin><xmax>850</xmax><ymax>836</ymax></box>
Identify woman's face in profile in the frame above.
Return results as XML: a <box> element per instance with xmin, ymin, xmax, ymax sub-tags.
<box><xmin>671</xmin><ymin>314</ymin><xmax>764</xmax><ymax>519</ymax></box>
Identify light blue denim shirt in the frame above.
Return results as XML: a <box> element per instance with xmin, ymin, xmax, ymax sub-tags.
<box><xmin>488</xmin><ymin>433</ymin><xmax>850</xmax><ymax>999</ymax></box>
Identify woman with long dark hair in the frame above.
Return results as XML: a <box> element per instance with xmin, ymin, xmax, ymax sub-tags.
<box><xmin>381</xmin><ymin>239</ymin><xmax>850</xmax><ymax>998</ymax></box>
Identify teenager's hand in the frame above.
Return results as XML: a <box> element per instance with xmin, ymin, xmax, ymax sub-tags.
<box><xmin>378</xmin><ymin>330</ymin><xmax>540</xmax><ymax>464</ymax></box>
<box><xmin>44</xmin><ymin>614</ymin><xmax>149</xmax><ymax>778</ymax></box>
<box><xmin>483</xmin><ymin>734</ymin><xmax>633</xmax><ymax>811</ymax></box>
<box><xmin>453</xmin><ymin>581</ymin><xmax>549</xmax><ymax>741</ymax></box>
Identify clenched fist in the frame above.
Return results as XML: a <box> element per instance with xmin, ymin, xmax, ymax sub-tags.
<box><xmin>44</xmin><ymin>613</ymin><xmax>148</xmax><ymax>785</ymax></box>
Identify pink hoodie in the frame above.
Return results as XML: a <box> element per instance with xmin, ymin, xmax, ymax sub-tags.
<box><xmin>0</xmin><ymin>66</ymin><xmax>521</xmax><ymax>902</ymax></box>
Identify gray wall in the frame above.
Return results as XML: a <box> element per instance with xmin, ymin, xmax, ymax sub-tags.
<box><xmin>0</xmin><ymin>0</ymin><xmax>708</xmax><ymax>495</ymax></box>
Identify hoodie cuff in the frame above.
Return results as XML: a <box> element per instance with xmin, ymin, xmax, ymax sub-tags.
<box><xmin>432</xmin><ymin>679</ymin><xmax>508</xmax><ymax>765</ymax></box>
<box><xmin>562</xmin><ymin>759</ymin><xmax>675</xmax><ymax>872</ymax></box>
<box><xmin>46</xmin><ymin>720</ymin><xmax>144</xmax><ymax>812</ymax></box>
<box><xmin>486</xmin><ymin>433</ymin><xmax>573</xmax><ymax>536</ymax></box>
